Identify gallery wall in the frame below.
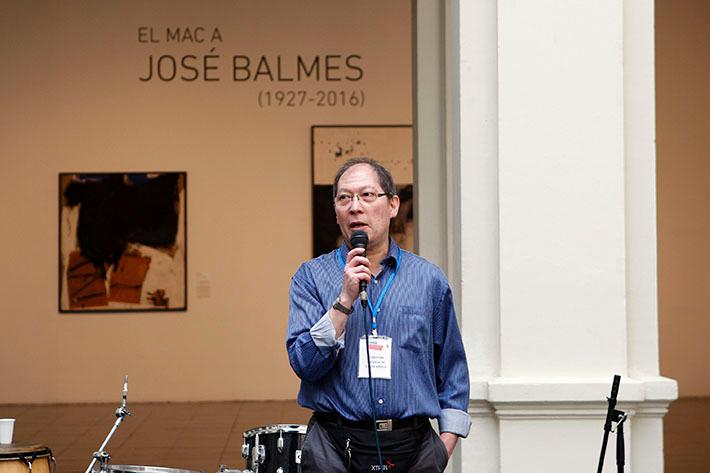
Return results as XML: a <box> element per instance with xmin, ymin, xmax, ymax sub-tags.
<box><xmin>2</xmin><ymin>0</ymin><xmax>706</xmax><ymax>403</ymax></box>
<box><xmin>656</xmin><ymin>0</ymin><xmax>710</xmax><ymax>397</ymax></box>
<box><xmin>0</xmin><ymin>0</ymin><xmax>412</xmax><ymax>402</ymax></box>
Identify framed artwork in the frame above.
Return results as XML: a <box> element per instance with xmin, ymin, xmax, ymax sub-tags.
<box><xmin>58</xmin><ymin>172</ymin><xmax>187</xmax><ymax>312</ymax></box>
<box><xmin>311</xmin><ymin>125</ymin><xmax>414</xmax><ymax>257</ymax></box>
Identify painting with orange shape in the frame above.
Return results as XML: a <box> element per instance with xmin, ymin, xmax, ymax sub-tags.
<box><xmin>109</xmin><ymin>253</ymin><xmax>152</xmax><ymax>304</ymax></box>
<box><xmin>66</xmin><ymin>250</ymin><xmax>108</xmax><ymax>309</ymax></box>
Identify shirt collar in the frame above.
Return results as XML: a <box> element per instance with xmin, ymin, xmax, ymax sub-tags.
<box><xmin>338</xmin><ymin>237</ymin><xmax>400</xmax><ymax>268</ymax></box>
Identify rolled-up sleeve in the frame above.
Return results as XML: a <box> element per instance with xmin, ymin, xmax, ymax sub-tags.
<box><xmin>433</xmin><ymin>285</ymin><xmax>472</xmax><ymax>438</ymax></box>
<box><xmin>310</xmin><ymin>310</ymin><xmax>346</xmax><ymax>349</ymax></box>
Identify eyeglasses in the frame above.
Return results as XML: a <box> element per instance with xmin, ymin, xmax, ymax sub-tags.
<box><xmin>334</xmin><ymin>191</ymin><xmax>390</xmax><ymax>207</ymax></box>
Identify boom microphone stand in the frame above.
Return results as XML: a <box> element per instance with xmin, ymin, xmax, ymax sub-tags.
<box><xmin>596</xmin><ymin>375</ymin><xmax>627</xmax><ymax>473</ymax></box>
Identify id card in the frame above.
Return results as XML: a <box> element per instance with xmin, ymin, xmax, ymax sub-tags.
<box><xmin>358</xmin><ymin>335</ymin><xmax>392</xmax><ymax>379</ymax></box>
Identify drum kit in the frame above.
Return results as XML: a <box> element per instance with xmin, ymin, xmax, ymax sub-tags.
<box><xmin>0</xmin><ymin>378</ymin><xmax>306</xmax><ymax>473</ymax></box>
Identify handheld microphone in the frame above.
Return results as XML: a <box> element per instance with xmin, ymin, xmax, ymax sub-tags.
<box><xmin>350</xmin><ymin>230</ymin><xmax>369</xmax><ymax>307</ymax></box>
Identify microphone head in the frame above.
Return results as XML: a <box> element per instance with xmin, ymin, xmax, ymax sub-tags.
<box><xmin>350</xmin><ymin>230</ymin><xmax>369</xmax><ymax>250</ymax></box>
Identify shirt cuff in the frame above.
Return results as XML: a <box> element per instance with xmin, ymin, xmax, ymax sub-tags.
<box><xmin>309</xmin><ymin>310</ymin><xmax>345</xmax><ymax>350</ymax></box>
<box><xmin>438</xmin><ymin>408</ymin><xmax>472</xmax><ymax>438</ymax></box>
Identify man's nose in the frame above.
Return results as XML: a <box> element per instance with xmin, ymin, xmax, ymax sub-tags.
<box><xmin>349</xmin><ymin>195</ymin><xmax>364</xmax><ymax>212</ymax></box>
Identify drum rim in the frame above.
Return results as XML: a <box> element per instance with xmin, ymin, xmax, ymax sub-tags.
<box><xmin>107</xmin><ymin>465</ymin><xmax>203</xmax><ymax>473</ymax></box>
<box><xmin>242</xmin><ymin>423</ymin><xmax>307</xmax><ymax>437</ymax></box>
<box><xmin>0</xmin><ymin>448</ymin><xmax>52</xmax><ymax>460</ymax></box>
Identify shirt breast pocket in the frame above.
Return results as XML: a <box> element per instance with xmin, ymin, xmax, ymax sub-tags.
<box><xmin>396</xmin><ymin>306</ymin><xmax>430</xmax><ymax>353</ymax></box>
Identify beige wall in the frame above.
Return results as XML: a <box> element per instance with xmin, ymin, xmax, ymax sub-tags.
<box><xmin>0</xmin><ymin>0</ymin><xmax>412</xmax><ymax>403</ymax></box>
<box><xmin>3</xmin><ymin>0</ymin><xmax>704</xmax><ymax>403</ymax></box>
<box><xmin>657</xmin><ymin>0</ymin><xmax>710</xmax><ymax>397</ymax></box>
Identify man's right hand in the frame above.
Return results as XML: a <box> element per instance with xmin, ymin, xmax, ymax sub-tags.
<box><xmin>339</xmin><ymin>247</ymin><xmax>371</xmax><ymax>307</ymax></box>
<box><xmin>330</xmin><ymin>248</ymin><xmax>371</xmax><ymax>338</ymax></box>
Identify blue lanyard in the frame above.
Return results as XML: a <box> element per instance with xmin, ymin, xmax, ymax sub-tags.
<box><xmin>336</xmin><ymin>246</ymin><xmax>401</xmax><ymax>334</ymax></box>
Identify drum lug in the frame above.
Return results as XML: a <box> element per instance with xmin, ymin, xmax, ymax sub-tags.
<box><xmin>241</xmin><ymin>442</ymin><xmax>249</xmax><ymax>459</ymax></box>
<box><xmin>19</xmin><ymin>454</ymin><xmax>33</xmax><ymax>473</ymax></box>
<box><xmin>277</xmin><ymin>430</ymin><xmax>284</xmax><ymax>454</ymax></box>
<box><xmin>295</xmin><ymin>450</ymin><xmax>302</xmax><ymax>464</ymax></box>
<box><xmin>255</xmin><ymin>445</ymin><xmax>265</xmax><ymax>464</ymax></box>
<box><xmin>249</xmin><ymin>433</ymin><xmax>265</xmax><ymax>472</ymax></box>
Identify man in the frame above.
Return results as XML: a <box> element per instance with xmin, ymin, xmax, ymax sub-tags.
<box><xmin>287</xmin><ymin>158</ymin><xmax>470</xmax><ymax>472</ymax></box>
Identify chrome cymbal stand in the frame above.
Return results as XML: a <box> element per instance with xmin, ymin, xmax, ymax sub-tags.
<box><xmin>84</xmin><ymin>376</ymin><xmax>132</xmax><ymax>473</ymax></box>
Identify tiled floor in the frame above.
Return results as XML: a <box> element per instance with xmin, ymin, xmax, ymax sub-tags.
<box><xmin>0</xmin><ymin>398</ymin><xmax>706</xmax><ymax>472</ymax></box>
<box><xmin>0</xmin><ymin>401</ymin><xmax>311</xmax><ymax>473</ymax></box>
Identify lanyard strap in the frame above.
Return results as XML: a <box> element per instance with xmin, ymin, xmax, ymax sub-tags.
<box><xmin>336</xmin><ymin>246</ymin><xmax>401</xmax><ymax>334</ymax></box>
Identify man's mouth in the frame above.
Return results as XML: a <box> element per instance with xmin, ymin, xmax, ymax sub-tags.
<box><xmin>349</xmin><ymin>222</ymin><xmax>367</xmax><ymax>230</ymax></box>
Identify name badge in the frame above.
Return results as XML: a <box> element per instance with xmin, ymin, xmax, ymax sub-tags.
<box><xmin>358</xmin><ymin>335</ymin><xmax>392</xmax><ymax>379</ymax></box>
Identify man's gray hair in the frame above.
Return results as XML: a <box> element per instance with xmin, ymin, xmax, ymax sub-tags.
<box><xmin>332</xmin><ymin>157</ymin><xmax>397</xmax><ymax>199</ymax></box>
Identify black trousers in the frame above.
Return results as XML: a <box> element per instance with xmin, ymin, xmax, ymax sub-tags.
<box><xmin>300</xmin><ymin>415</ymin><xmax>449</xmax><ymax>473</ymax></box>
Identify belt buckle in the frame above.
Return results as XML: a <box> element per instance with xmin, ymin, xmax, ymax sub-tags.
<box><xmin>376</xmin><ymin>419</ymin><xmax>393</xmax><ymax>432</ymax></box>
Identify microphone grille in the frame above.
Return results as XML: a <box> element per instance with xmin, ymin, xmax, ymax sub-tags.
<box><xmin>350</xmin><ymin>230</ymin><xmax>368</xmax><ymax>249</ymax></box>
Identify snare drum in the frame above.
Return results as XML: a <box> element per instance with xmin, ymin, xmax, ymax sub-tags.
<box><xmin>0</xmin><ymin>444</ymin><xmax>55</xmax><ymax>473</ymax></box>
<box><xmin>241</xmin><ymin>424</ymin><xmax>306</xmax><ymax>473</ymax></box>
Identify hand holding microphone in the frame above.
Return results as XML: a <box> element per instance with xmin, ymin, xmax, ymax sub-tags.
<box><xmin>350</xmin><ymin>231</ymin><xmax>369</xmax><ymax>307</ymax></box>
<box><xmin>338</xmin><ymin>230</ymin><xmax>371</xmax><ymax>310</ymax></box>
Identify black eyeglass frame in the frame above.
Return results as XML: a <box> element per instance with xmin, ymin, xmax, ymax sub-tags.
<box><xmin>333</xmin><ymin>192</ymin><xmax>392</xmax><ymax>206</ymax></box>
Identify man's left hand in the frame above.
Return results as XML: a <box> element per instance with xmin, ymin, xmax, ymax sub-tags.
<box><xmin>440</xmin><ymin>432</ymin><xmax>458</xmax><ymax>458</ymax></box>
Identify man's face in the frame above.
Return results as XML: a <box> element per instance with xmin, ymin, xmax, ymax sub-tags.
<box><xmin>334</xmin><ymin>164</ymin><xmax>400</xmax><ymax>249</ymax></box>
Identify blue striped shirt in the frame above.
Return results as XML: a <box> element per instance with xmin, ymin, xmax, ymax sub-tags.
<box><xmin>287</xmin><ymin>240</ymin><xmax>471</xmax><ymax>437</ymax></box>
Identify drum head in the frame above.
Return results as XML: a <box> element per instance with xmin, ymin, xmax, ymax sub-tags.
<box><xmin>108</xmin><ymin>466</ymin><xmax>203</xmax><ymax>473</ymax></box>
<box><xmin>243</xmin><ymin>424</ymin><xmax>307</xmax><ymax>438</ymax></box>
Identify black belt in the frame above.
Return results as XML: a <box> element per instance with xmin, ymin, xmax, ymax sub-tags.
<box><xmin>314</xmin><ymin>412</ymin><xmax>428</xmax><ymax>432</ymax></box>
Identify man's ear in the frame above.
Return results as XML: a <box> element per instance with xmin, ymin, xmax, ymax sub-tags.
<box><xmin>389</xmin><ymin>194</ymin><xmax>400</xmax><ymax>218</ymax></box>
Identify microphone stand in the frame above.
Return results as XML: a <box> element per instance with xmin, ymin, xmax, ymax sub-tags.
<box><xmin>614</xmin><ymin>412</ymin><xmax>628</xmax><ymax>473</ymax></box>
<box><xmin>84</xmin><ymin>376</ymin><xmax>132</xmax><ymax>473</ymax></box>
<box><xmin>596</xmin><ymin>375</ymin><xmax>627</xmax><ymax>473</ymax></box>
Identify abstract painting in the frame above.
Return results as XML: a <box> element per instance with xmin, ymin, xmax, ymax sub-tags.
<box><xmin>59</xmin><ymin>172</ymin><xmax>187</xmax><ymax>312</ymax></box>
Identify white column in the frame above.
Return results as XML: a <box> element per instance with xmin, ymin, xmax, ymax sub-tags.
<box><xmin>623</xmin><ymin>0</ymin><xmax>675</xmax><ymax>470</ymax></box>
<box><xmin>454</xmin><ymin>0</ymin><xmax>501</xmax><ymax>472</ymax></box>
<box><xmin>449</xmin><ymin>0</ymin><xmax>678</xmax><ymax>472</ymax></box>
